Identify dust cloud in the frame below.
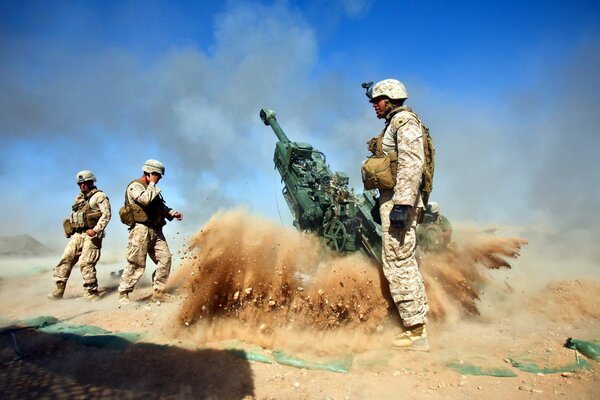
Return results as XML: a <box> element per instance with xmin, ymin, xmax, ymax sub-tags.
<box><xmin>166</xmin><ymin>209</ymin><xmax>528</xmax><ymax>351</ymax></box>
<box><xmin>525</xmin><ymin>279</ymin><xmax>600</xmax><ymax>323</ymax></box>
<box><xmin>420</xmin><ymin>231</ymin><xmax>528</xmax><ymax>322</ymax></box>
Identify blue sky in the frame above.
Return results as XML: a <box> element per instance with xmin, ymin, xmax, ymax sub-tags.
<box><xmin>1</xmin><ymin>0</ymin><xmax>599</xmax><ymax>260</ymax></box>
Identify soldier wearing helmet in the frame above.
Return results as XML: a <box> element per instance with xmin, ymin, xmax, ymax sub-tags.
<box><xmin>117</xmin><ymin>159</ymin><xmax>183</xmax><ymax>305</ymax></box>
<box><xmin>48</xmin><ymin>170</ymin><xmax>111</xmax><ymax>301</ymax></box>
<box><xmin>416</xmin><ymin>201</ymin><xmax>453</xmax><ymax>253</ymax></box>
<box><xmin>362</xmin><ymin>79</ymin><xmax>430</xmax><ymax>351</ymax></box>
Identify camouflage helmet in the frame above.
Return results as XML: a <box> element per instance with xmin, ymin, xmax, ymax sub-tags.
<box><xmin>370</xmin><ymin>79</ymin><xmax>408</xmax><ymax>101</ymax></box>
<box><xmin>428</xmin><ymin>201</ymin><xmax>440</xmax><ymax>214</ymax></box>
<box><xmin>142</xmin><ymin>159</ymin><xmax>165</xmax><ymax>176</ymax></box>
<box><xmin>75</xmin><ymin>170</ymin><xmax>96</xmax><ymax>184</ymax></box>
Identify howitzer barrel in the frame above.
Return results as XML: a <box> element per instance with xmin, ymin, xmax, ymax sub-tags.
<box><xmin>260</xmin><ymin>108</ymin><xmax>290</xmax><ymax>143</ymax></box>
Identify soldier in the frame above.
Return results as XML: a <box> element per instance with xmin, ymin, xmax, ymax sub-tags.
<box><xmin>363</xmin><ymin>79</ymin><xmax>430</xmax><ymax>351</ymax></box>
<box><xmin>118</xmin><ymin>159</ymin><xmax>183</xmax><ymax>305</ymax></box>
<box><xmin>49</xmin><ymin>170</ymin><xmax>111</xmax><ymax>300</ymax></box>
<box><xmin>417</xmin><ymin>202</ymin><xmax>453</xmax><ymax>254</ymax></box>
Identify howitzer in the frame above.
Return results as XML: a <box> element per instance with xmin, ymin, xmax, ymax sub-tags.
<box><xmin>260</xmin><ymin>108</ymin><xmax>382</xmax><ymax>263</ymax></box>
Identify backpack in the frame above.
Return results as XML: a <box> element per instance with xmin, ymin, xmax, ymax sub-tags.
<box><xmin>420</xmin><ymin>124</ymin><xmax>435</xmax><ymax>208</ymax></box>
<box><xmin>397</xmin><ymin>107</ymin><xmax>435</xmax><ymax>208</ymax></box>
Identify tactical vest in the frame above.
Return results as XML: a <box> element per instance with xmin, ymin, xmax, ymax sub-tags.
<box><xmin>363</xmin><ymin>106</ymin><xmax>435</xmax><ymax>207</ymax></box>
<box><xmin>69</xmin><ymin>188</ymin><xmax>104</xmax><ymax>230</ymax></box>
<box><xmin>122</xmin><ymin>179</ymin><xmax>167</xmax><ymax>228</ymax></box>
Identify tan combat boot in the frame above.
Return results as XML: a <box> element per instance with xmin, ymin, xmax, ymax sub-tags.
<box><xmin>392</xmin><ymin>324</ymin><xmax>430</xmax><ymax>352</ymax></box>
<box><xmin>47</xmin><ymin>282</ymin><xmax>66</xmax><ymax>300</ymax></box>
<box><xmin>83</xmin><ymin>289</ymin><xmax>100</xmax><ymax>301</ymax></box>
<box><xmin>118</xmin><ymin>292</ymin><xmax>132</xmax><ymax>305</ymax></box>
<box><xmin>152</xmin><ymin>290</ymin><xmax>173</xmax><ymax>303</ymax></box>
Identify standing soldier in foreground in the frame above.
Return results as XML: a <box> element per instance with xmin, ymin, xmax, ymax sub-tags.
<box><xmin>49</xmin><ymin>170</ymin><xmax>111</xmax><ymax>300</ymax></box>
<box><xmin>117</xmin><ymin>159</ymin><xmax>183</xmax><ymax>305</ymax></box>
<box><xmin>362</xmin><ymin>79</ymin><xmax>431</xmax><ymax>351</ymax></box>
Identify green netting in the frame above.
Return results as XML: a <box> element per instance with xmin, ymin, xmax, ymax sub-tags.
<box><xmin>0</xmin><ymin>316</ymin><xmax>13</xmax><ymax>327</ymax></box>
<box><xmin>222</xmin><ymin>341</ymin><xmax>273</xmax><ymax>364</ymax></box>
<box><xmin>227</xmin><ymin>348</ymin><xmax>273</xmax><ymax>364</ymax></box>
<box><xmin>446</xmin><ymin>361</ymin><xmax>517</xmax><ymax>377</ymax></box>
<box><xmin>564</xmin><ymin>338</ymin><xmax>600</xmax><ymax>361</ymax></box>
<box><xmin>220</xmin><ymin>341</ymin><xmax>353</xmax><ymax>372</ymax></box>
<box><xmin>1</xmin><ymin>315</ymin><xmax>142</xmax><ymax>351</ymax></box>
<box><xmin>5</xmin><ymin>315</ymin><xmax>60</xmax><ymax>329</ymax></box>
<box><xmin>509</xmin><ymin>357</ymin><xmax>591</xmax><ymax>374</ymax></box>
<box><xmin>40</xmin><ymin>322</ymin><xmax>109</xmax><ymax>336</ymax></box>
<box><xmin>39</xmin><ymin>322</ymin><xmax>143</xmax><ymax>350</ymax></box>
<box><xmin>272</xmin><ymin>351</ymin><xmax>353</xmax><ymax>374</ymax></box>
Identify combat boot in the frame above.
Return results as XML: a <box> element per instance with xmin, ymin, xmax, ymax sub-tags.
<box><xmin>118</xmin><ymin>292</ymin><xmax>132</xmax><ymax>305</ymax></box>
<box><xmin>47</xmin><ymin>282</ymin><xmax>66</xmax><ymax>300</ymax></box>
<box><xmin>152</xmin><ymin>290</ymin><xmax>173</xmax><ymax>303</ymax></box>
<box><xmin>392</xmin><ymin>324</ymin><xmax>430</xmax><ymax>352</ymax></box>
<box><xmin>83</xmin><ymin>289</ymin><xmax>100</xmax><ymax>301</ymax></box>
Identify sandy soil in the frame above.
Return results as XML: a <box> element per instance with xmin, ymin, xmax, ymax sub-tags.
<box><xmin>0</xmin><ymin>212</ymin><xmax>599</xmax><ymax>399</ymax></box>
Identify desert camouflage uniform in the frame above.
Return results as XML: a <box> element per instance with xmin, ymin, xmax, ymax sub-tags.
<box><xmin>378</xmin><ymin>108</ymin><xmax>429</xmax><ymax>327</ymax></box>
<box><xmin>118</xmin><ymin>181</ymin><xmax>177</xmax><ymax>294</ymax></box>
<box><xmin>53</xmin><ymin>190</ymin><xmax>111</xmax><ymax>292</ymax></box>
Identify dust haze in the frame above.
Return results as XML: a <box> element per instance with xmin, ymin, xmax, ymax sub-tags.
<box><xmin>1</xmin><ymin>3</ymin><xmax>599</xmax><ymax>279</ymax></box>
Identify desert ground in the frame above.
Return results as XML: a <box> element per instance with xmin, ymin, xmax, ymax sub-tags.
<box><xmin>1</xmin><ymin>210</ymin><xmax>599</xmax><ymax>399</ymax></box>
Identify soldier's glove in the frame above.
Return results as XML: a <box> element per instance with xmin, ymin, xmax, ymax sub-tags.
<box><xmin>389</xmin><ymin>205</ymin><xmax>411</xmax><ymax>229</ymax></box>
<box><xmin>370</xmin><ymin>197</ymin><xmax>381</xmax><ymax>225</ymax></box>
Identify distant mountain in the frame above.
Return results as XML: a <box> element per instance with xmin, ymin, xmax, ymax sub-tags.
<box><xmin>0</xmin><ymin>234</ymin><xmax>54</xmax><ymax>257</ymax></box>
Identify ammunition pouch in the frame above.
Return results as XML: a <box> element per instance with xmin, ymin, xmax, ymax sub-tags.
<box><xmin>68</xmin><ymin>209</ymin><xmax>102</xmax><ymax>230</ymax></box>
<box><xmin>65</xmin><ymin>189</ymin><xmax>104</xmax><ymax>236</ymax></box>
<box><xmin>119</xmin><ymin>204</ymin><xmax>135</xmax><ymax>227</ymax></box>
<box><xmin>361</xmin><ymin>152</ymin><xmax>398</xmax><ymax>190</ymax></box>
<box><xmin>85</xmin><ymin>209</ymin><xmax>102</xmax><ymax>229</ymax></box>
<box><xmin>119</xmin><ymin>199</ymin><xmax>165</xmax><ymax>228</ymax></box>
<box><xmin>69</xmin><ymin>211</ymin><xmax>86</xmax><ymax>229</ymax></box>
<box><xmin>63</xmin><ymin>219</ymin><xmax>75</xmax><ymax>238</ymax></box>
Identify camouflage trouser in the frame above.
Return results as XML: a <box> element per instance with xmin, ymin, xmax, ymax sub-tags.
<box><xmin>118</xmin><ymin>224</ymin><xmax>172</xmax><ymax>294</ymax></box>
<box><xmin>379</xmin><ymin>190</ymin><xmax>429</xmax><ymax>327</ymax></box>
<box><xmin>53</xmin><ymin>232</ymin><xmax>102</xmax><ymax>291</ymax></box>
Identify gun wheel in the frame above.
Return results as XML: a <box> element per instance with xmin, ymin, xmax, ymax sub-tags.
<box><xmin>324</xmin><ymin>220</ymin><xmax>347</xmax><ymax>252</ymax></box>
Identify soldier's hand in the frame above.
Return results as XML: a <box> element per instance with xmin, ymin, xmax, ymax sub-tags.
<box><xmin>85</xmin><ymin>229</ymin><xmax>97</xmax><ymax>237</ymax></box>
<box><xmin>148</xmin><ymin>172</ymin><xmax>161</xmax><ymax>184</ymax></box>
<box><xmin>389</xmin><ymin>205</ymin><xmax>410</xmax><ymax>229</ymax></box>
<box><xmin>174</xmin><ymin>211</ymin><xmax>183</xmax><ymax>221</ymax></box>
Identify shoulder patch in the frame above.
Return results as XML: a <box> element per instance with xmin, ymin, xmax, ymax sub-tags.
<box><xmin>391</xmin><ymin>113</ymin><xmax>409</xmax><ymax>127</ymax></box>
<box><xmin>129</xmin><ymin>182</ymin><xmax>144</xmax><ymax>190</ymax></box>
